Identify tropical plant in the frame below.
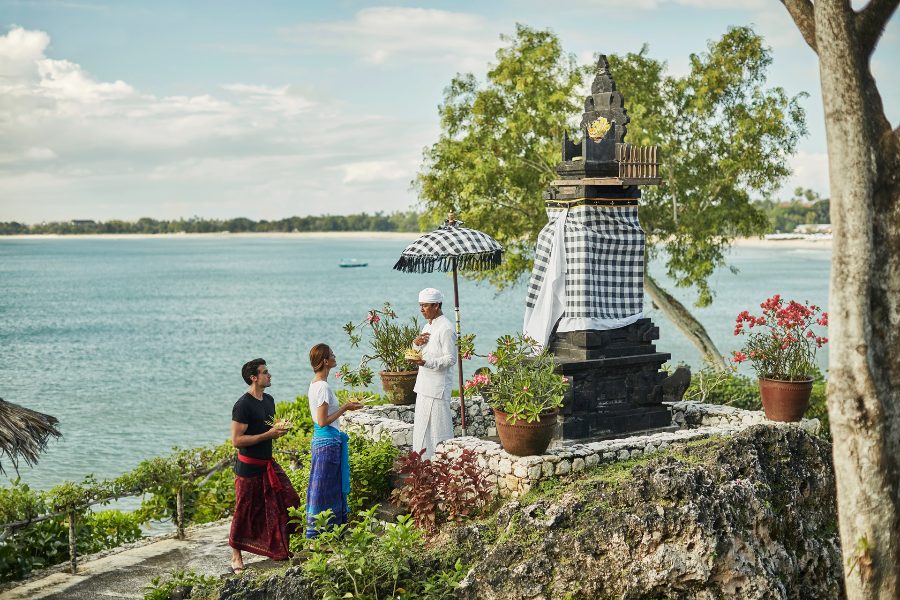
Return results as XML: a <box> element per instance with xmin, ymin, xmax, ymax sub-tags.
<box><xmin>461</xmin><ymin>333</ymin><xmax>567</xmax><ymax>423</ymax></box>
<box><xmin>390</xmin><ymin>448</ymin><xmax>493</xmax><ymax>530</ymax></box>
<box><xmin>304</xmin><ymin>507</ymin><xmax>466</xmax><ymax>600</ymax></box>
<box><xmin>344</xmin><ymin>303</ymin><xmax>421</xmax><ymax>372</ymax></box>
<box><xmin>731</xmin><ymin>295</ymin><xmax>828</xmax><ymax>381</ymax></box>
<box><xmin>142</xmin><ymin>567</ymin><xmax>216</xmax><ymax>600</ymax></box>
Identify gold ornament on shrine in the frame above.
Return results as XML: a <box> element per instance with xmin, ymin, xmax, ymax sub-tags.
<box><xmin>587</xmin><ymin>117</ymin><xmax>611</xmax><ymax>141</ymax></box>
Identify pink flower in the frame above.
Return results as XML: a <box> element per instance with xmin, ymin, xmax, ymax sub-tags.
<box><xmin>817</xmin><ymin>313</ymin><xmax>828</xmax><ymax>326</ymax></box>
<box><xmin>732</xmin><ymin>351</ymin><xmax>748</xmax><ymax>364</ymax></box>
<box><xmin>373</xmin><ymin>315</ymin><xmax>380</xmax><ymax>323</ymax></box>
<box><xmin>335</xmin><ymin>372</ymin><xmax>342</xmax><ymax>379</ymax></box>
<box><xmin>522</xmin><ymin>386</ymin><xmax>528</xmax><ymax>391</ymax></box>
<box><xmin>487</xmin><ymin>353</ymin><xmax>498</xmax><ymax>364</ymax></box>
<box><xmin>562</xmin><ymin>377</ymin><xmax>569</xmax><ymax>382</ymax></box>
<box><xmin>366</xmin><ymin>313</ymin><xmax>374</xmax><ymax>323</ymax></box>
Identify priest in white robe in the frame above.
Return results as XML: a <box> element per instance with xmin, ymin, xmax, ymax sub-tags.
<box><xmin>409</xmin><ymin>288</ymin><xmax>456</xmax><ymax>460</ymax></box>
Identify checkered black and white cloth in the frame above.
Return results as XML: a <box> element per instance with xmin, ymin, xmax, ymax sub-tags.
<box><xmin>525</xmin><ymin>205</ymin><xmax>645</xmax><ymax>321</ymax></box>
<box><xmin>393</xmin><ymin>224</ymin><xmax>503</xmax><ymax>274</ymax></box>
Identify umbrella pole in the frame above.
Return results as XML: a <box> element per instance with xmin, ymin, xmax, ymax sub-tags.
<box><xmin>452</xmin><ymin>257</ymin><xmax>467</xmax><ymax>436</ymax></box>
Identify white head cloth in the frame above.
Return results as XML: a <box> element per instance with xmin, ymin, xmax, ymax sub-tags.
<box><xmin>418</xmin><ymin>288</ymin><xmax>444</xmax><ymax>303</ymax></box>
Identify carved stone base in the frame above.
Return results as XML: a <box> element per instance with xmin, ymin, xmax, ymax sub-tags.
<box><xmin>547</xmin><ymin>319</ymin><xmax>690</xmax><ymax>443</ymax></box>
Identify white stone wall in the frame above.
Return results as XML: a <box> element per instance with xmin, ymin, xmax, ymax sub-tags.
<box><xmin>342</xmin><ymin>399</ymin><xmax>821</xmax><ymax>499</ymax></box>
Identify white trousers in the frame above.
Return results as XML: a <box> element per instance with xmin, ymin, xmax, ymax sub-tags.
<box><xmin>412</xmin><ymin>390</ymin><xmax>454</xmax><ymax>460</ymax></box>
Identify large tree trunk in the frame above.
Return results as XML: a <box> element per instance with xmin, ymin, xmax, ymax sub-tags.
<box><xmin>782</xmin><ymin>1</ymin><xmax>900</xmax><ymax>597</ymax></box>
<box><xmin>644</xmin><ymin>273</ymin><xmax>728</xmax><ymax>373</ymax></box>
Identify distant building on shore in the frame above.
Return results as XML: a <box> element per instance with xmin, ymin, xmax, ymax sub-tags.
<box><xmin>794</xmin><ymin>223</ymin><xmax>832</xmax><ymax>234</ymax></box>
<box><xmin>70</xmin><ymin>220</ymin><xmax>96</xmax><ymax>226</ymax></box>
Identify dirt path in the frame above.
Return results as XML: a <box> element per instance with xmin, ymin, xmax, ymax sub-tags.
<box><xmin>0</xmin><ymin>522</ymin><xmax>278</xmax><ymax>600</ymax></box>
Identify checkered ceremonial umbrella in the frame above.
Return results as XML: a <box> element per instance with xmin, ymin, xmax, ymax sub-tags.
<box><xmin>393</xmin><ymin>217</ymin><xmax>503</xmax><ymax>435</ymax></box>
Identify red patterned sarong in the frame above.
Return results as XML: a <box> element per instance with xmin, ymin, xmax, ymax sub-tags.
<box><xmin>229</xmin><ymin>460</ymin><xmax>302</xmax><ymax>560</ymax></box>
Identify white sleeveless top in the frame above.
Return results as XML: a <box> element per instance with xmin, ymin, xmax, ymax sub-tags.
<box><xmin>308</xmin><ymin>380</ymin><xmax>340</xmax><ymax>430</ymax></box>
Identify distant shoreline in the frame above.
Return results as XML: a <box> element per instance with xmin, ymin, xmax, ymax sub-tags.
<box><xmin>1</xmin><ymin>231</ymin><xmax>423</xmax><ymax>240</ymax></box>
<box><xmin>1</xmin><ymin>232</ymin><xmax>832</xmax><ymax>249</ymax></box>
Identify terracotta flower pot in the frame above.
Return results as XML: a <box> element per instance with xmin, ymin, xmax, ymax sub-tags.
<box><xmin>379</xmin><ymin>370</ymin><xmax>418</xmax><ymax>405</ymax></box>
<box><xmin>758</xmin><ymin>377</ymin><xmax>814</xmax><ymax>422</ymax></box>
<box><xmin>493</xmin><ymin>407</ymin><xmax>559</xmax><ymax>457</ymax></box>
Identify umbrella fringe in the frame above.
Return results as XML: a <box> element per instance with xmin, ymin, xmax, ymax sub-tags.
<box><xmin>393</xmin><ymin>250</ymin><xmax>502</xmax><ymax>274</ymax></box>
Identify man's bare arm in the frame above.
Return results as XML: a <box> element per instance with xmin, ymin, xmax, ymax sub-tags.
<box><xmin>231</xmin><ymin>420</ymin><xmax>285</xmax><ymax>448</ymax></box>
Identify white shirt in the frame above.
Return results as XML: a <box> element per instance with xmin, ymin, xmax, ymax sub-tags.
<box><xmin>413</xmin><ymin>314</ymin><xmax>457</xmax><ymax>398</ymax></box>
<box><xmin>308</xmin><ymin>380</ymin><xmax>341</xmax><ymax>430</ymax></box>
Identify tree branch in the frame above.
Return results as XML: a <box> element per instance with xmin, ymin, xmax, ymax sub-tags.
<box><xmin>856</xmin><ymin>0</ymin><xmax>900</xmax><ymax>57</ymax></box>
<box><xmin>780</xmin><ymin>0</ymin><xmax>818</xmax><ymax>53</ymax></box>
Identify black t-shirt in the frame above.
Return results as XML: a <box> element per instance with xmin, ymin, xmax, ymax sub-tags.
<box><xmin>232</xmin><ymin>392</ymin><xmax>275</xmax><ymax>478</ymax></box>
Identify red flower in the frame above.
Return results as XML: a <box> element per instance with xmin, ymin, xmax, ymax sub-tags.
<box><xmin>817</xmin><ymin>312</ymin><xmax>828</xmax><ymax>326</ymax></box>
<box><xmin>732</xmin><ymin>351</ymin><xmax>748</xmax><ymax>364</ymax></box>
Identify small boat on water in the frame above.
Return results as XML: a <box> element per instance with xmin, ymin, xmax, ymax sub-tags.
<box><xmin>339</xmin><ymin>258</ymin><xmax>368</xmax><ymax>268</ymax></box>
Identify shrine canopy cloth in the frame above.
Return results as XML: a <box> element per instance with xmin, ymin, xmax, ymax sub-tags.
<box><xmin>524</xmin><ymin>205</ymin><xmax>645</xmax><ymax>349</ymax></box>
<box><xmin>393</xmin><ymin>223</ymin><xmax>503</xmax><ymax>274</ymax></box>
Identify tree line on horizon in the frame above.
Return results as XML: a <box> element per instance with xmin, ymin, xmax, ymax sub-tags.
<box><xmin>0</xmin><ymin>211</ymin><xmax>423</xmax><ymax>236</ymax></box>
<box><xmin>0</xmin><ymin>200</ymin><xmax>828</xmax><ymax>237</ymax></box>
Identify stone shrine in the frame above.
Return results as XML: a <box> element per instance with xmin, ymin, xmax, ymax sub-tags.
<box><xmin>523</xmin><ymin>55</ymin><xmax>689</xmax><ymax>445</ymax></box>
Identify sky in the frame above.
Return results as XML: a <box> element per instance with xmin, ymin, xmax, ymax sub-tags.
<box><xmin>0</xmin><ymin>0</ymin><xmax>897</xmax><ymax>224</ymax></box>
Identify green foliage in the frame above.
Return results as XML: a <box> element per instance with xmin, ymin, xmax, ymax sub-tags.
<box><xmin>0</xmin><ymin>442</ymin><xmax>233</xmax><ymax>582</ymax></box>
<box><xmin>344</xmin><ymin>303</ymin><xmax>422</xmax><ymax>373</ymax></box>
<box><xmin>684</xmin><ymin>359</ymin><xmax>761</xmax><ymax>410</ymax></box>
<box><xmin>414</xmin><ymin>24</ymin><xmax>584</xmax><ymax>289</ymax></box>
<box><xmin>305</xmin><ymin>508</ymin><xmax>465</xmax><ymax>600</ymax></box>
<box><xmin>415</xmin><ymin>25</ymin><xmax>807</xmax><ymax>312</ymax></box>
<box><xmin>462</xmin><ymin>333</ymin><xmax>567</xmax><ymax>422</ymax></box>
<box><xmin>347</xmin><ymin>431</ymin><xmax>398</xmax><ymax>512</ymax></box>
<box><xmin>0</xmin><ymin>510</ymin><xmax>144</xmax><ymax>582</ymax></box>
<box><xmin>612</xmin><ymin>28</ymin><xmax>807</xmax><ymax>307</ymax></box>
<box><xmin>756</xmin><ymin>188</ymin><xmax>830</xmax><ymax>233</ymax></box>
<box><xmin>0</xmin><ymin>212</ymin><xmax>423</xmax><ymax>236</ymax></box>
<box><xmin>143</xmin><ymin>568</ymin><xmax>216</xmax><ymax>600</ymax></box>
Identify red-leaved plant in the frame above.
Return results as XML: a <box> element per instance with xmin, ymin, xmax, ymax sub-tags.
<box><xmin>390</xmin><ymin>448</ymin><xmax>493</xmax><ymax>530</ymax></box>
<box><xmin>732</xmin><ymin>295</ymin><xmax>828</xmax><ymax>381</ymax></box>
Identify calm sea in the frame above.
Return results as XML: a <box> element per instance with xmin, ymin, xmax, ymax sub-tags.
<box><xmin>0</xmin><ymin>236</ymin><xmax>831</xmax><ymax>499</ymax></box>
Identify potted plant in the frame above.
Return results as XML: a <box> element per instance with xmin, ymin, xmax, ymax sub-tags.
<box><xmin>462</xmin><ymin>333</ymin><xmax>568</xmax><ymax>456</ymax></box>
<box><xmin>340</xmin><ymin>303</ymin><xmax>421</xmax><ymax>405</ymax></box>
<box><xmin>731</xmin><ymin>295</ymin><xmax>828</xmax><ymax>422</ymax></box>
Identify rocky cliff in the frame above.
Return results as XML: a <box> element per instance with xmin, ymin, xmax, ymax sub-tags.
<box><xmin>213</xmin><ymin>425</ymin><xmax>843</xmax><ymax>600</ymax></box>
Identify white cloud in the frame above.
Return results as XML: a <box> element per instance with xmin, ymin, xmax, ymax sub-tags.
<box><xmin>23</xmin><ymin>147</ymin><xmax>57</xmax><ymax>160</ymax></box>
<box><xmin>341</xmin><ymin>160</ymin><xmax>411</xmax><ymax>184</ymax></box>
<box><xmin>283</xmin><ymin>7</ymin><xmax>499</xmax><ymax>71</ymax></box>
<box><xmin>0</xmin><ymin>27</ymin><xmax>429</xmax><ymax>222</ymax></box>
<box><xmin>785</xmin><ymin>151</ymin><xmax>830</xmax><ymax>199</ymax></box>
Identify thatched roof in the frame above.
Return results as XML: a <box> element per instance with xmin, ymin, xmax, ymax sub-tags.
<box><xmin>0</xmin><ymin>397</ymin><xmax>62</xmax><ymax>475</ymax></box>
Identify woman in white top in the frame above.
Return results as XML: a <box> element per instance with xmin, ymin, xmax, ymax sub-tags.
<box><xmin>305</xmin><ymin>344</ymin><xmax>362</xmax><ymax>539</ymax></box>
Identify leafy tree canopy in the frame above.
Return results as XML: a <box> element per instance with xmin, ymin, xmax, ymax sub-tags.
<box><xmin>415</xmin><ymin>25</ymin><xmax>808</xmax><ymax>309</ymax></box>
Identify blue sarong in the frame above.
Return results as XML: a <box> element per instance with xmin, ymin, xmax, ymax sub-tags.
<box><xmin>305</xmin><ymin>424</ymin><xmax>350</xmax><ymax>539</ymax></box>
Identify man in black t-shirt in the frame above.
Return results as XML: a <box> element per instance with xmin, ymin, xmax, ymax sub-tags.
<box><xmin>227</xmin><ymin>358</ymin><xmax>301</xmax><ymax>574</ymax></box>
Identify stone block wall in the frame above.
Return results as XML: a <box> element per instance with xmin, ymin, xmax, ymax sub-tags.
<box><xmin>342</xmin><ymin>399</ymin><xmax>821</xmax><ymax>499</ymax></box>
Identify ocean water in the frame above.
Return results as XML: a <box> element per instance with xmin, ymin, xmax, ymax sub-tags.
<box><xmin>0</xmin><ymin>237</ymin><xmax>831</xmax><ymax>499</ymax></box>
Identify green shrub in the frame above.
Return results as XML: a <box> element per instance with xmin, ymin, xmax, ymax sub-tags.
<box><xmin>142</xmin><ymin>567</ymin><xmax>216</xmax><ymax>600</ymax></box>
<box><xmin>0</xmin><ymin>509</ymin><xmax>145</xmax><ymax>582</ymax></box>
<box><xmin>304</xmin><ymin>508</ymin><xmax>465</xmax><ymax>600</ymax></box>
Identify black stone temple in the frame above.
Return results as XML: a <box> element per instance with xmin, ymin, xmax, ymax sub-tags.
<box><xmin>541</xmin><ymin>56</ymin><xmax>690</xmax><ymax>444</ymax></box>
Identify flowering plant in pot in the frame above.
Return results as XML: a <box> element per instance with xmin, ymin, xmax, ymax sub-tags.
<box><xmin>341</xmin><ymin>303</ymin><xmax>421</xmax><ymax>405</ymax></box>
<box><xmin>731</xmin><ymin>295</ymin><xmax>828</xmax><ymax>422</ymax></box>
<box><xmin>462</xmin><ymin>333</ymin><xmax>568</xmax><ymax>456</ymax></box>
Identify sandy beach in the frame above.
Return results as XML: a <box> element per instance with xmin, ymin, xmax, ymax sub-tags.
<box><xmin>3</xmin><ymin>232</ymin><xmax>832</xmax><ymax>249</ymax></box>
<box><xmin>732</xmin><ymin>236</ymin><xmax>832</xmax><ymax>250</ymax></box>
